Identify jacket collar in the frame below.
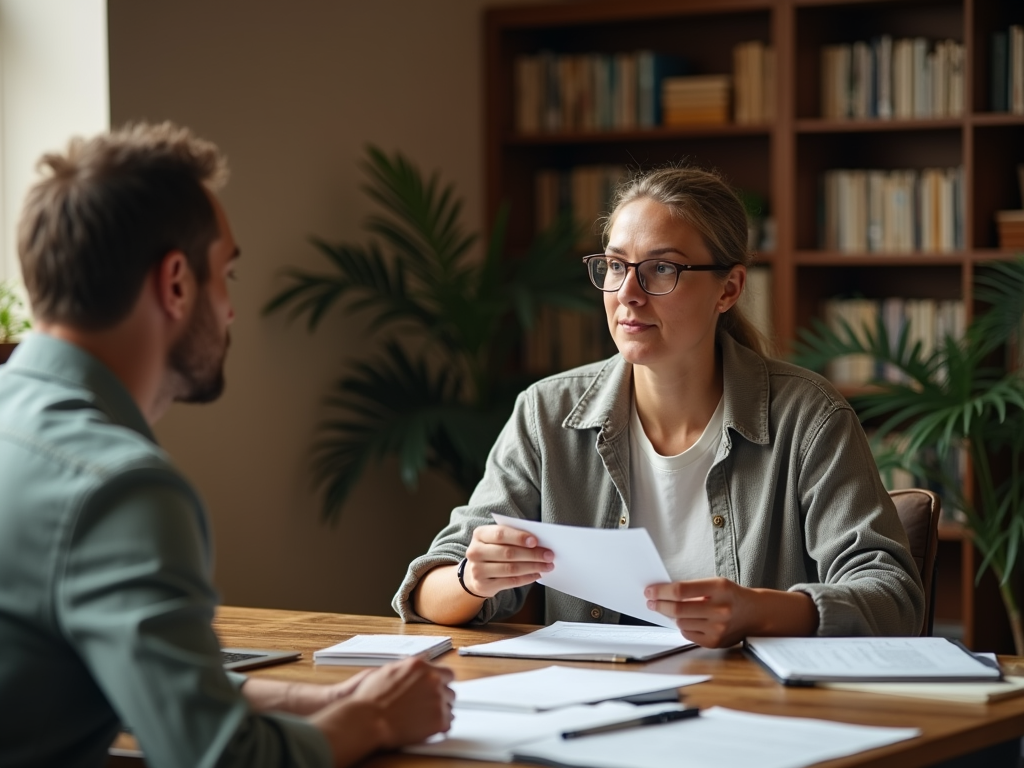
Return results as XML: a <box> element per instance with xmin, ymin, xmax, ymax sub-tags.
<box><xmin>3</xmin><ymin>332</ymin><xmax>156</xmax><ymax>443</ymax></box>
<box><xmin>563</xmin><ymin>332</ymin><xmax>770</xmax><ymax>447</ymax></box>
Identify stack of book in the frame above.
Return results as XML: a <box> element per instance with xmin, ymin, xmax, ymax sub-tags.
<box><xmin>991</xmin><ymin>26</ymin><xmax>1024</xmax><ymax>114</ymax></box>
<box><xmin>733</xmin><ymin>41</ymin><xmax>775</xmax><ymax>123</ymax></box>
<box><xmin>821</xmin><ymin>167</ymin><xmax>964</xmax><ymax>254</ymax></box>
<box><xmin>661</xmin><ymin>75</ymin><xmax>731</xmax><ymax>126</ymax></box>
<box><xmin>821</xmin><ymin>37</ymin><xmax>964</xmax><ymax>120</ymax></box>
<box><xmin>513</xmin><ymin>50</ymin><xmax>689</xmax><ymax>134</ymax></box>
<box><xmin>997</xmin><ymin>211</ymin><xmax>1024</xmax><ymax>250</ymax></box>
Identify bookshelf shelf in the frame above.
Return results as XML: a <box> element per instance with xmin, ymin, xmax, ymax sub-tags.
<box><xmin>503</xmin><ymin>124</ymin><xmax>773</xmax><ymax>145</ymax></box>
<box><xmin>795</xmin><ymin>117</ymin><xmax>965</xmax><ymax>132</ymax></box>
<box><xmin>486</xmin><ymin>0</ymin><xmax>1023</xmax><ymax>651</ymax></box>
<box><xmin>793</xmin><ymin>251</ymin><xmax>970</xmax><ymax>265</ymax></box>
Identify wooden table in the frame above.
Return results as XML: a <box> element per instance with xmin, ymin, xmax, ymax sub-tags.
<box><xmin>112</xmin><ymin>606</ymin><xmax>1024</xmax><ymax>768</ymax></box>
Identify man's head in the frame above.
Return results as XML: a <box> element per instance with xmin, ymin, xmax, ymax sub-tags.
<box><xmin>18</xmin><ymin>122</ymin><xmax>228</xmax><ymax>330</ymax></box>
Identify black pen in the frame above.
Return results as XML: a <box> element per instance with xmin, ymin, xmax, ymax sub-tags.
<box><xmin>560</xmin><ymin>707</ymin><xmax>700</xmax><ymax>739</ymax></box>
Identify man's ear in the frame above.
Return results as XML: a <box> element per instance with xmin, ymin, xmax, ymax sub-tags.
<box><xmin>154</xmin><ymin>250</ymin><xmax>194</xmax><ymax>322</ymax></box>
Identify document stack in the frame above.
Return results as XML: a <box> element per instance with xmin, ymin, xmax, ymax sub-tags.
<box><xmin>313</xmin><ymin>634</ymin><xmax>451</xmax><ymax>666</ymax></box>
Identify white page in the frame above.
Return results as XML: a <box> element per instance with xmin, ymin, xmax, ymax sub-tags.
<box><xmin>746</xmin><ymin>637</ymin><xmax>1001</xmax><ymax>681</ymax></box>
<box><xmin>459</xmin><ymin>621</ymin><xmax>695</xmax><ymax>661</ymax></box>
<box><xmin>314</xmin><ymin>634</ymin><xmax>450</xmax><ymax>659</ymax></box>
<box><xmin>451</xmin><ymin>665</ymin><xmax>708</xmax><ymax>712</ymax></box>
<box><xmin>514</xmin><ymin>706</ymin><xmax>920</xmax><ymax>768</ymax></box>
<box><xmin>407</xmin><ymin>701</ymin><xmax>685</xmax><ymax>762</ymax></box>
<box><xmin>491</xmin><ymin>514</ymin><xmax>674</xmax><ymax>628</ymax></box>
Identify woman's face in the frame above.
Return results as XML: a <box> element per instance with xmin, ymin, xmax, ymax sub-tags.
<box><xmin>602</xmin><ymin>197</ymin><xmax>743</xmax><ymax>372</ymax></box>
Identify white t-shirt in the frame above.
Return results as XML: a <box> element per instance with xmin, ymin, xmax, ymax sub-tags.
<box><xmin>628</xmin><ymin>396</ymin><xmax>724</xmax><ymax>582</ymax></box>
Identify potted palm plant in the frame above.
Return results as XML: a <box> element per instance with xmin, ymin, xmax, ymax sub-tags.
<box><xmin>0</xmin><ymin>281</ymin><xmax>31</xmax><ymax>363</ymax></box>
<box><xmin>265</xmin><ymin>147</ymin><xmax>594</xmax><ymax>523</ymax></box>
<box><xmin>792</xmin><ymin>257</ymin><xmax>1024</xmax><ymax>653</ymax></box>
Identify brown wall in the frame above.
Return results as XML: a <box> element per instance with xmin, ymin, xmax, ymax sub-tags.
<box><xmin>107</xmin><ymin>0</ymin><xmax>537</xmax><ymax>615</ymax></box>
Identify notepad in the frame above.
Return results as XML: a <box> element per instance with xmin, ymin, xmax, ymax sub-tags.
<box><xmin>450</xmin><ymin>665</ymin><xmax>708</xmax><ymax>712</ymax></box>
<box><xmin>313</xmin><ymin>634</ymin><xmax>452</xmax><ymax>665</ymax></box>
<box><xmin>459</xmin><ymin>621</ymin><xmax>695</xmax><ymax>662</ymax></box>
<box><xmin>745</xmin><ymin>636</ymin><xmax>1002</xmax><ymax>685</ymax></box>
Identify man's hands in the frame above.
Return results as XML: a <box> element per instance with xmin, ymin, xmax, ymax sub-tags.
<box><xmin>461</xmin><ymin>524</ymin><xmax>554</xmax><ymax>598</ymax></box>
<box><xmin>645</xmin><ymin>578</ymin><xmax>819</xmax><ymax>648</ymax></box>
<box><xmin>309</xmin><ymin>656</ymin><xmax>454</xmax><ymax>767</ymax></box>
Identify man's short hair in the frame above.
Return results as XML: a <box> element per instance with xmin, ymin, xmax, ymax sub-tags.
<box><xmin>17</xmin><ymin>122</ymin><xmax>229</xmax><ymax>330</ymax></box>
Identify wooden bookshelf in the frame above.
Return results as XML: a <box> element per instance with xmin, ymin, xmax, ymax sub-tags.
<box><xmin>484</xmin><ymin>0</ymin><xmax>1024</xmax><ymax>650</ymax></box>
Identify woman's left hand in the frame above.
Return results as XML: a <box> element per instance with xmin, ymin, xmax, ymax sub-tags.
<box><xmin>645</xmin><ymin>578</ymin><xmax>819</xmax><ymax>648</ymax></box>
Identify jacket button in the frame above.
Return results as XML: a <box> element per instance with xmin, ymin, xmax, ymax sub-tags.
<box><xmin>619</xmin><ymin>516</ymin><xmax>627</xmax><ymax>526</ymax></box>
<box><xmin>591</xmin><ymin>608</ymin><xmax>602</xmax><ymax>619</ymax></box>
<box><xmin>712</xmin><ymin>515</ymin><xmax>725</xmax><ymax>528</ymax></box>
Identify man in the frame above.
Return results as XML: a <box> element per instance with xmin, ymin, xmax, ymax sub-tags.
<box><xmin>0</xmin><ymin>122</ymin><xmax>453</xmax><ymax>768</ymax></box>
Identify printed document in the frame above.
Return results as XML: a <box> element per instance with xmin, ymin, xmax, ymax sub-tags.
<box><xmin>491</xmin><ymin>514</ymin><xmax>674</xmax><ymax>627</ymax></box>
<box><xmin>512</xmin><ymin>706</ymin><xmax>920</xmax><ymax>768</ymax></box>
<box><xmin>450</xmin><ymin>664</ymin><xmax>708</xmax><ymax>712</ymax></box>
<box><xmin>746</xmin><ymin>637</ymin><xmax>1002</xmax><ymax>683</ymax></box>
<box><xmin>459</xmin><ymin>621</ymin><xmax>695</xmax><ymax>662</ymax></box>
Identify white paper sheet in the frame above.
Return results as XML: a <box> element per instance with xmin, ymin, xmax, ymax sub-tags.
<box><xmin>450</xmin><ymin>664</ymin><xmax>708</xmax><ymax>712</ymax></box>
<box><xmin>312</xmin><ymin>634</ymin><xmax>451</xmax><ymax>665</ymax></box>
<box><xmin>459</xmin><ymin>621</ymin><xmax>695</xmax><ymax>662</ymax></box>
<box><xmin>491</xmin><ymin>514</ymin><xmax>674</xmax><ymax>628</ymax></box>
<box><xmin>746</xmin><ymin>637</ymin><xmax>1002</xmax><ymax>682</ymax></box>
<box><xmin>513</xmin><ymin>706</ymin><xmax>920</xmax><ymax>768</ymax></box>
<box><xmin>407</xmin><ymin>702</ymin><xmax>686</xmax><ymax>762</ymax></box>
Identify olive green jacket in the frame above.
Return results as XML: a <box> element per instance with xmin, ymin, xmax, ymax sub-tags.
<box><xmin>394</xmin><ymin>333</ymin><xmax>925</xmax><ymax>636</ymax></box>
<box><xmin>0</xmin><ymin>335</ymin><xmax>330</xmax><ymax>768</ymax></box>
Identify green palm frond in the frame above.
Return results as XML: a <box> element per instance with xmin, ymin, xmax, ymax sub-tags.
<box><xmin>263</xmin><ymin>239</ymin><xmax>436</xmax><ymax>332</ymax></box>
<box><xmin>312</xmin><ymin>342</ymin><xmax>465</xmax><ymax>522</ymax></box>
<box><xmin>362</xmin><ymin>145</ymin><xmax>477</xmax><ymax>284</ymax></box>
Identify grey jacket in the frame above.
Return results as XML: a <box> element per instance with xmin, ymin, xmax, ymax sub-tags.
<box><xmin>393</xmin><ymin>334</ymin><xmax>925</xmax><ymax>636</ymax></box>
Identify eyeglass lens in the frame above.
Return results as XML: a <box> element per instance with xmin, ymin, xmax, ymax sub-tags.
<box><xmin>588</xmin><ymin>257</ymin><xmax>679</xmax><ymax>295</ymax></box>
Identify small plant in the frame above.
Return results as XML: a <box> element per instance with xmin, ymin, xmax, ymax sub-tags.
<box><xmin>793</xmin><ymin>256</ymin><xmax>1024</xmax><ymax>652</ymax></box>
<box><xmin>0</xmin><ymin>281</ymin><xmax>31</xmax><ymax>343</ymax></box>
<box><xmin>265</xmin><ymin>147</ymin><xmax>594</xmax><ymax>523</ymax></box>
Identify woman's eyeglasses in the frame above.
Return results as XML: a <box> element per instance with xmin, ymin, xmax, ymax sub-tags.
<box><xmin>582</xmin><ymin>255</ymin><xmax>728</xmax><ymax>296</ymax></box>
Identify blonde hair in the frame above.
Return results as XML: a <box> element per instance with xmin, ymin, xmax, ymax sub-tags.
<box><xmin>603</xmin><ymin>165</ymin><xmax>772</xmax><ymax>358</ymax></box>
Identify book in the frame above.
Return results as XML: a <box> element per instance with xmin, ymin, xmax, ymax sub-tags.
<box><xmin>313</xmin><ymin>634</ymin><xmax>452</xmax><ymax>666</ymax></box>
<box><xmin>992</xmin><ymin>31</ymin><xmax>1009</xmax><ymax>113</ymax></box>
<box><xmin>822</xmin><ymin>676</ymin><xmax>1024</xmax><ymax>705</ymax></box>
<box><xmin>745</xmin><ymin>637</ymin><xmax>1002</xmax><ymax>686</ymax></box>
<box><xmin>458</xmin><ymin>621</ymin><xmax>695</xmax><ymax>662</ymax></box>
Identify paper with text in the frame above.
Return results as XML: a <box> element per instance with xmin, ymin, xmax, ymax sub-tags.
<box><xmin>746</xmin><ymin>637</ymin><xmax>1002</xmax><ymax>683</ymax></box>
<box><xmin>513</xmin><ymin>706</ymin><xmax>920</xmax><ymax>768</ymax></box>
<box><xmin>491</xmin><ymin>514</ymin><xmax>674</xmax><ymax>628</ymax></box>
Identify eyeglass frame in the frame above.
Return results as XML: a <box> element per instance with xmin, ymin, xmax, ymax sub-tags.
<box><xmin>581</xmin><ymin>254</ymin><xmax>731</xmax><ymax>296</ymax></box>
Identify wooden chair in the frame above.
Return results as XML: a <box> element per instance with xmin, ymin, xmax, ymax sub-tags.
<box><xmin>888</xmin><ymin>488</ymin><xmax>941</xmax><ymax>637</ymax></box>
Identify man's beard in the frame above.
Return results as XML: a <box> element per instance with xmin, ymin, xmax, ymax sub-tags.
<box><xmin>168</xmin><ymin>290</ymin><xmax>229</xmax><ymax>404</ymax></box>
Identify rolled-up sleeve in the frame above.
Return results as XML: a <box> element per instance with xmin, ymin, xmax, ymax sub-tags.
<box><xmin>790</xmin><ymin>407</ymin><xmax>926</xmax><ymax>636</ymax></box>
<box><xmin>58</xmin><ymin>467</ymin><xmax>331</xmax><ymax>768</ymax></box>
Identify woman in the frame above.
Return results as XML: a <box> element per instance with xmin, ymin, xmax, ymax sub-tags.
<box><xmin>393</xmin><ymin>166</ymin><xmax>924</xmax><ymax>647</ymax></box>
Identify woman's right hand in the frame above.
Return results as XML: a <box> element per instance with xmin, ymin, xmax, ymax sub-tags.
<box><xmin>461</xmin><ymin>524</ymin><xmax>555</xmax><ymax>598</ymax></box>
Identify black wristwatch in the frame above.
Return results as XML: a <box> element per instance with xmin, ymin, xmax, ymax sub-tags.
<box><xmin>456</xmin><ymin>557</ymin><xmax>486</xmax><ymax>599</ymax></box>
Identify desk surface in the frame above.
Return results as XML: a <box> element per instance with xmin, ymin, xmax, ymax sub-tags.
<box><xmin>115</xmin><ymin>606</ymin><xmax>1024</xmax><ymax>768</ymax></box>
